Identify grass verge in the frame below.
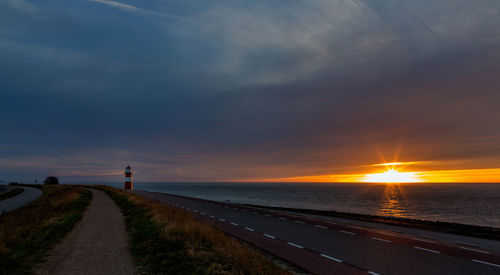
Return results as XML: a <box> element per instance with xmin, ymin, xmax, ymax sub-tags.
<box><xmin>96</xmin><ymin>186</ymin><xmax>290</xmax><ymax>275</ymax></box>
<box><xmin>0</xmin><ymin>188</ymin><xmax>24</xmax><ymax>201</ymax></box>
<box><xmin>0</xmin><ymin>185</ymin><xmax>92</xmax><ymax>274</ymax></box>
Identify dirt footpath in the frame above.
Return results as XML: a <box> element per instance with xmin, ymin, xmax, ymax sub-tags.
<box><xmin>37</xmin><ymin>189</ymin><xmax>135</xmax><ymax>275</ymax></box>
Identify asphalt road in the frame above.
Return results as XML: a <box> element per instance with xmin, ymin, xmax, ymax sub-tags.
<box><xmin>134</xmin><ymin>190</ymin><xmax>500</xmax><ymax>275</ymax></box>
<box><xmin>0</xmin><ymin>186</ymin><xmax>42</xmax><ymax>214</ymax></box>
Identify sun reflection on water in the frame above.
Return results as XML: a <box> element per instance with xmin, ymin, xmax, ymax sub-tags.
<box><xmin>378</xmin><ymin>183</ymin><xmax>408</xmax><ymax>218</ymax></box>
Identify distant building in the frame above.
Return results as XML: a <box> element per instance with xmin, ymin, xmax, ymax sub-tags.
<box><xmin>44</xmin><ymin>176</ymin><xmax>59</xmax><ymax>185</ymax></box>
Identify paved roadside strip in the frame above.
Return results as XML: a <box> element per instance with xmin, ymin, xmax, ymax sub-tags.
<box><xmin>200</xmin><ymin>213</ymin><xmax>366</xmax><ymax>275</ymax></box>
<box><xmin>176</xmin><ymin>192</ymin><xmax>500</xmax><ymax>265</ymax></box>
<box><xmin>134</xmin><ymin>190</ymin><xmax>500</xmax><ymax>275</ymax></box>
<box><xmin>0</xmin><ymin>186</ymin><xmax>42</xmax><ymax>214</ymax></box>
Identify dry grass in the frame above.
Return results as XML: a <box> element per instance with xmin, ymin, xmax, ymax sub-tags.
<box><xmin>0</xmin><ymin>185</ymin><xmax>92</xmax><ymax>273</ymax></box>
<box><xmin>98</xmin><ymin>186</ymin><xmax>291</xmax><ymax>275</ymax></box>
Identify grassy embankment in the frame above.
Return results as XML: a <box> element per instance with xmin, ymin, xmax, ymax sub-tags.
<box><xmin>0</xmin><ymin>185</ymin><xmax>92</xmax><ymax>274</ymax></box>
<box><xmin>0</xmin><ymin>188</ymin><xmax>24</xmax><ymax>201</ymax></box>
<box><xmin>97</xmin><ymin>186</ymin><xmax>291</xmax><ymax>274</ymax></box>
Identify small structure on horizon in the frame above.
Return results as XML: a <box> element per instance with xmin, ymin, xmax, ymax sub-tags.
<box><xmin>124</xmin><ymin>165</ymin><xmax>133</xmax><ymax>190</ymax></box>
<box><xmin>44</xmin><ymin>176</ymin><xmax>59</xmax><ymax>185</ymax></box>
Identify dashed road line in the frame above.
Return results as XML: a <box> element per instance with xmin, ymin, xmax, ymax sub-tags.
<box><xmin>340</xmin><ymin>230</ymin><xmax>356</xmax><ymax>235</ymax></box>
<box><xmin>230</xmin><ymin>222</ymin><xmax>239</xmax><ymax>226</ymax></box>
<box><xmin>367</xmin><ymin>271</ymin><xmax>380</xmax><ymax>275</ymax></box>
<box><xmin>455</xmin><ymin>241</ymin><xmax>478</xmax><ymax>247</ymax></box>
<box><xmin>209</xmin><ymin>215</ymin><xmax>215</xmax><ymax>218</ymax></box>
<box><xmin>315</xmin><ymin>225</ymin><xmax>327</xmax><ymax>229</ymax></box>
<box><xmin>287</xmin><ymin>242</ymin><xmax>303</xmax><ymax>249</ymax></box>
<box><xmin>459</xmin><ymin>247</ymin><xmax>490</xmax><ymax>254</ymax></box>
<box><xmin>372</xmin><ymin>237</ymin><xmax>391</xmax><ymax>243</ymax></box>
<box><xmin>472</xmin><ymin>259</ymin><xmax>500</xmax><ymax>268</ymax></box>
<box><xmin>413</xmin><ymin>237</ymin><xmax>435</xmax><ymax>243</ymax></box>
<box><xmin>327</xmin><ymin>221</ymin><xmax>337</xmax><ymax>225</ymax></box>
<box><xmin>219</xmin><ymin>218</ymin><xmax>225</xmax><ymax>222</ymax></box>
<box><xmin>414</xmin><ymin>246</ymin><xmax>440</xmax><ymax>254</ymax></box>
<box><xmin>245</xmin><ymin>227</ymin><xmax>255</xmax><ymax>232</ymax></box>
<box><xmin>264</xmin><ymin>233</ymin><xmax>276</xmax><ymax>239</ymax></box>
<box><xmin>200</xmin><ymin>212</ymin><xmax>206</xmax><ymax>215</ymax></box>
<box><xmin>320</xmin><ymin>253</ymin><xmax>342</xmax><ymax>262</ymax></box>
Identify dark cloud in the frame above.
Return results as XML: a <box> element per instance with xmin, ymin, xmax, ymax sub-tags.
<box><xmin>1</xmin><ymin>0</ymin><xmax>500</xmax><ymax>182</ymax></box>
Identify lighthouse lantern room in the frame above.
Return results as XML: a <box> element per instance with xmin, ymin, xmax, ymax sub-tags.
<box><xmin>124</xmin><ymin>165</ymin><xmax>133</xmax><ymax>190</ymax></box>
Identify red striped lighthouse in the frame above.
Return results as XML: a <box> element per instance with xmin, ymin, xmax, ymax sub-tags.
<box><xmin>124</xmin><ymin>165</ymin><xmax>133</xmax><ymax>190</ymax></box>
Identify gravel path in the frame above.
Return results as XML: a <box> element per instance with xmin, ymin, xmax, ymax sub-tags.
<box><xmin>37</xmin><ymin>189</ymin><xmax>135</xmax><ymax>275</ymax></box>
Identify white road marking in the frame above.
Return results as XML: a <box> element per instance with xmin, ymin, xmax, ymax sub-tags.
<box><xmin>278</xmin><ymin>217</ymin><xmax>287</xmax><ymax>220</ymax></box>
<box><xmin>472</xmin><ymin>259</ymin><xmax>500</xmax><ymax>268</ymax></box>
<box><xmin>230</xmin><ymin>222</ymin><xmax>239</xmax><ymax>226</ymax></box>
<box><xmin>455</xmin><ymin>241</ymin><xmax>478</xmax><ymax>247</ymax></box>
<box><xmin>413</xmin><ymin>237</ymin><xmax>435</xmax><ymax>243</ymax></box>
<box><xmin>201</xmin><ymin>212</ymin><xmax>206</xmax><ymax>215</ymax></box>
<box><xmin>320</xmin><ymin>254</ymin><xmax>342</xmax><ymax>262</ymax></box>
<box><xmin>315</xmin><ymin>225</ymin><xmax>327</xmax><ymax>229</ymax></box>
<box><xmin>340</xmin><ymin>230</ymin><xmax>356</xmax><ymax>235</ymax></box>
<box><xmin>414</xmin><ymin>246</ymin><xmax>440</xmax><ymax>254</ymax></box>
<box><xmin>193</xmin><ymin>210</ymin><xmax>198</xmax><ymax>213</ymax></box>
<box><xmin>287</xmin><ymin>242</ymin><xmax>303</xmax><ymax>249</ymax></box>
<box><xmin>219</xmin><ymin>218</ymin><xmax>225</xmax><ymax>222</ymax></box>
<box><xmin>209</xmin><ymin>215</ymin><xmax>215</xmax><ymax>218</ymax></box>
<box><xmin>245</xmin><ymin>227</ymin><xmax>255</xmax><ymax>231</ymax></box>
<box><xmin>460</xmin><ymin>247</ymin><xmax>490</xmax><ymax>254</ymax></box>
<box><xmin>327</xmin><ymin>221</ymin><xmax>337</xmax><ymax>225</ymax></box>
<box><xmin>295</xmin><ymin>221</ymin><xmax>305</xmax><ymax>224</ymax></box>
<box><xmin>264</xmin><ymin>234</ymin><xmax>276</xmax><ymax>239</ymax></box>
<box><xmin>372</xmin><ymin>237</ymin><xmax>392</xmax><ymax>243</ymax></box>
<box><xmin>367</xmin><ymin>271</ymin><xmax>380</xmax><ymax>275</ymax></box>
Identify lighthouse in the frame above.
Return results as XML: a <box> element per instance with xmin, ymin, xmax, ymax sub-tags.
<box><xmin>124</xmin><ymin>165</ymin><xmax>133</xmax><ymax>190</ymax></box>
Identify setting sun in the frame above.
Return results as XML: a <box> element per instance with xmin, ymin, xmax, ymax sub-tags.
<box><xmin>362</xmin><ymin>169</ymin><xmax>421</xmax><ymax>183</ymax></box>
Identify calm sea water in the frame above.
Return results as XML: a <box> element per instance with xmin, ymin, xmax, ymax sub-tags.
<box><xmin>99</xmin><ymin>182</ymin><xmax>500</xmax><ymax>228</ymax></box>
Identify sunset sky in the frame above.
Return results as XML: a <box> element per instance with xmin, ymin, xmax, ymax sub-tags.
<box><xmin>1</xmin><ymin>0</ymin><xmax>500</xmax><ymax>182</ymax></box>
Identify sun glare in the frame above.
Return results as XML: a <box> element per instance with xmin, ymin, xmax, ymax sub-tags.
<box><xmin>363</xmin><ymin>169</ymin><xmax>421</xmax><ymax>183</ymax></box>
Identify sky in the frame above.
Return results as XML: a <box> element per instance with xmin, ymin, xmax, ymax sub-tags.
<box><xmin>1</xmin><ymin>0</ymin><xmax>500</xmax><ymax>182</ymax></box>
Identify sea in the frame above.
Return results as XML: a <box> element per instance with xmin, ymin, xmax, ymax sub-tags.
<box><xmin>96</xmin><ymin>182</ymin><xmax>500</xmax><ymax>229</ymax></box>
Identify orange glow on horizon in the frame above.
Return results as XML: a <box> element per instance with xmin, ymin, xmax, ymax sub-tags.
<box><xmin>260</xmin><ymin>167</ymin><xmax>500</xmax><ymax>183</ymax></box>
<box><xmin>362</xmin><ymin>169</ymin><xmax>421</xmax><ymax>183</ymax></box>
